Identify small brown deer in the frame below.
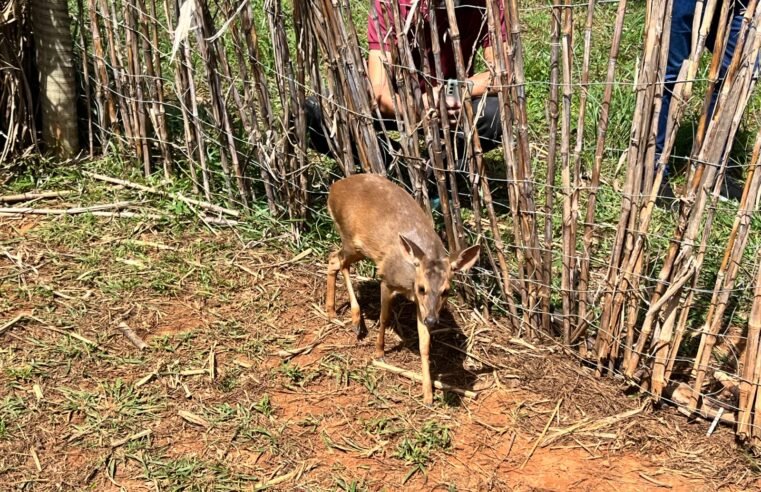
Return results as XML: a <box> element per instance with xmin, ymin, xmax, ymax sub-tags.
<box><xmin>326</xmin><ymin>173</ymin><xmax>480</xmax><ymax>404</ymax></box>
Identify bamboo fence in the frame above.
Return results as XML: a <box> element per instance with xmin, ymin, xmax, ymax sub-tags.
<box><xmin>0</xmin><ymin>0</ymin><xmax>37</xmax><ymax>162</ymax></box>
<box><xmin>5</xmin><ymin>0</ymin><xmax>761</xmax><ymax>451</ymax></box>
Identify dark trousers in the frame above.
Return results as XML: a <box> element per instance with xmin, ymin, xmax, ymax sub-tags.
<box><xmin>304</xmin><ymin>95</ymin><xmax>504</xmax><ymax>178</ymax></box>
<box><xmin>656</xmin><ymin>0</ymin><xmax>754</xmax><ymax>170</ymax></box>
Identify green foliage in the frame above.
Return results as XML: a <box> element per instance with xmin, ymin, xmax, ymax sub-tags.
<box><xmin>396</xmin><ymin>420</ymin><xmax>452</xmax><ymax>466</ymax></box>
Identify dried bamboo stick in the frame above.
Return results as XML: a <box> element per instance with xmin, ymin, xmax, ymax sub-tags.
<box><xmin>434</xmin><ymin>3</ymin><xmax>508</xmax><ymax>305</ymax></box>
<box><xmin>167</xmin><ymin>0</ymin><xmax>199</xmax><ymax>194</ymax></box>
<box><xmin>100</xmin><ymin>0</ymin><xmax>137</xmax><ymax>155</ymax></box>
<box><xmin>0</xmin><ymin>190</ymin><xmax>76</xmax><ymax>203</ymax></box>
<box><xmin>176</xmin><ymin>9</ymin><xmax>212</xmax><ymax>200</ymax></box>
<box><xmin>371</xmin><ymin>359</ymin><xmax>478</xmax><ymax>399</ymax></box>
<box><xmin>382</xmin><ymin>2</ymin><xmax>427</xmax><ymax>203</ymax></box>
<box><xmin>505</xmin><ymin>0</ymin><xmax>543</xmax><ymax>333</ymax></box>
<box><xmin>141</xmin><ymin>0</ymin><xmax>172</xmax><ymax>178</ymax></box>
<box><xmin>0</xmin><ymin>209</ymin><xmax>234</xmax><ymax>223</ymax></box>
<box><xmin>543</xmin><ymin>0</ymin><xmax>562</xmax><ymax>334</ymax></box>
<box><xmin>116</xmin><ymin>322</ymin><xmax>147</xmax><ymax>350</ymax></box>
<box><xmin>485</xmin><ymin>0</ymin><xmax>521</xmax><ymax>322</ymax></box>
<box><xmin>75</xmin><ymin>0</ymin><xmax>94</xmax><ymax>156</ymax></box>
<box><xmin>414</xmin><ymin>9</ymin><xmax>456</xmax><ymax>252</ymax></box>
<box><xmin>194</xmin><ymin>0</ymin><xmax>244</xmax><ymax>206</ymax></box>
<box><xmin>123</xmin><ymin>0</ymin><xmax>151</xmax><ymax>176</ymax></box>
<box><xmin>223</xmin><ymin>0</ymin><xmax>273</xmax><ymax>210</ymax></box>
<box><xmin>628</xmin><ymin>0</ymin><xmax>760</xmax><ymax>386</ymax></box>
<box><xmin>492</xmin><ymin>0</ymin><xmax>532</xmax><ymax>332</ymax></box>
<box><xmin>83</xmin><ymin>171</ymin><xmax>240</xmax><ymax>217</ymax></box>
<box><xmin>559</xmin><ymin>3</ymin><xmax>574</xmax><ymax>345</ymax></box>
<box><xmin>330</xmin><ymin>0</ymin><xmax>386</xmax><ymax>175</ymax></box>
<box><xmin>737</xmin><ymin>257</ymin><xmax>761</xmax><ymax>442</ymax></box>
<box><xmin>690</xmin><ymin>127</ymin><xmax>761</xmax><ymax>409</ymax></box>
<box><xmin>308</xmin><ymin>3</ymin><xmax>355</xmax><ymax>176</ymax></box>
<box><xmin>267</xmin><ymin>0</ymin><xmax>309</xmax><ymax>221</ymax></box>
<box><xmin>573</xmin><ymin>0</ymin><xmax>629</xmax><ymax>344</ymax></box>
<box><xmin>0</xmin><ymin>201</ymin><xmax>135</xmax><ymax>215</ymax></box>
<box><xmin>87</xmin><ymin>0</ymin><xmax>115</xmax><ymax>134</ymax></box>
<box><xmin>594</xmin><ymin>0</ymin><xmax>674</xmax><ymax>373</ymax></box>
<box><xmin>240</xmin><ymin>3</ymin><xmax>279</xmax><ymax>211</ymax></box>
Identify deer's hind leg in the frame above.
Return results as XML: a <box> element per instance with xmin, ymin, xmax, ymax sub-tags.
<box><xmin>326</xmin><ymin>246</ymin><xmax>363</xmax><ymax>335</ymax></box>
<box><xmin>326</xmin><ymin>250</ymin><xmax>342</xmax><ymax>320</ymax></box>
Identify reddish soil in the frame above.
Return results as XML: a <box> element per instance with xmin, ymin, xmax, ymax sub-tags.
<box><xmin>0</xmin><ymin>215</ymin><xmax>758</xmax><ymax>491</ymax></box>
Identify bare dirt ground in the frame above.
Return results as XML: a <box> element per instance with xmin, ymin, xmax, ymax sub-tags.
<box><xmin>1</xmin><ymin>214</ymin><xmax>759</xmax><ymax>491</ymax></box>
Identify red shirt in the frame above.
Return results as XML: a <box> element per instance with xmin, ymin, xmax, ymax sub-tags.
<box><xmin>367</xmin><ymin>0</ymin><xmax>507</xmax><ymax>87</ymax></box>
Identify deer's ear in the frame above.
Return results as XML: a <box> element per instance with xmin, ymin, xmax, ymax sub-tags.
<box><xmin>451</xmin><ymin>244</ymin><xmax>480</xmax><ymax>272</ymax></box>
<box><xmin>400</xmin><ymin>234</ymin><xmax>425</xmax><ymax>266</ymax></box>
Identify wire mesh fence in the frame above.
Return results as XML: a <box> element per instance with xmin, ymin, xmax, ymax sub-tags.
<box><xmin>6</xmin><ymin>0</ymin><xmax>761</xmax><ymax>451</ymax></box>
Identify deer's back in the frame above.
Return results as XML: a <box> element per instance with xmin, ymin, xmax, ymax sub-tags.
<box><xmin>328</xmin><ymin>174</ymin><xmax>444</xmax><ymax>267</ymax></box>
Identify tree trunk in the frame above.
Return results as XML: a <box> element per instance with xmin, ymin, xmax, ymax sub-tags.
<box><xmin>31</xmin><ymin>0</ymin><xmax>80</xmax><ymax>158</ymax></box>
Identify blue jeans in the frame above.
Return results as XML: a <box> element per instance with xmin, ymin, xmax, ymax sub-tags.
<box><xmin>656</xmin><ymin>0</ymin><xmax>751</xmax><ymax>169</ymax></box>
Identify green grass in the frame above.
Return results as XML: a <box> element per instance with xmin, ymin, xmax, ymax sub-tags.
<box><xmin>396</xmin><ymin>420</ymin><xmax>452</xmax><ymax>482</ymax></box>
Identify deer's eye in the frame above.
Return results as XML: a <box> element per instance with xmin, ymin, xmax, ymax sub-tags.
<box><xmin>418</xmin><ymin>286</ymin><xmax>426</xmax><ymax>295</ymax></box>
<box><xmin>442</xmin><ymin>288</ymin><xmax>450</xmax><ymax>297</ymax></box>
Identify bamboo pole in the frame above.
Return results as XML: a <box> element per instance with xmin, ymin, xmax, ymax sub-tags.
<box><xmin>440</xmin><ymin>0</ymin><xmax>515</xmax><ymax>319</ymax></box>
<box><xmin>571</xmin><ymin>0</ymin><xmax>599</xmax><ymax>343</ymax></box>
<box><xmin>124</xmin><ymin>0</ymin><xmax>151</xmax><ymax>176</ymax></box>
<box><xmin>267</xmin><ymin>0</ymin><xmax>305</xmax><ymax>221</ymax></box>
<box><xmin>75</xmin><ymin>0</ymin><xmax>94</xmax><ymax>156</ymax></box>
<box><xmin>559</xmin><ymin>2</ymin><xmax>574</xmax><ymax>345</ymax></box>
<box><xmin>100</xmin><ymin>0</ymin><xmax>137</xmax><ymax>156</ymax></box>
<box><xmin>384</xmin><ymin>1</ymin><xmax>427</xmax><ymax>205</ymax></box>
<box><xmin>240</xmin><ymin>3</ymin><xmax>279</xmax><ymax>212</ymax></box>
<box><xmin>334</xmin><ymin>0</ymin><xmax>386</xmax><ymax>175</ymax></box>
<box><xmin>605</xmin><ymin>0</ymin><xmax>720</xmax><ymax>370</ymax></box>
<box><xmin>168</xmin><ymin>0</ymin><xmax>200</xmax><ymax>194</ymax></box>
<box><xmin>193</xmin><ymin>0</ymin><xmax>243</xmax><ymax>206</ymax></box>
<box><xmin>505</xmin><ymin>0</ymin><xmax>543</xmax><ymax>334</ymax></box>
<box><xmin>690</xmin><ymin>128</ymin><xmax>761</xmax><ymax>408</ymax></box>
<box><xmin>543</xmin><ymin>0</ymin><xmax>562</xmax><ymax>335</ymax></box>
<box><xmin>573</xmin><ymin>0</ymin><xmax>629</xmax><ymax>344</ymax></box>
<box><xmin>307</xmin><ymin>2</ymin><xmax>355</xmax><ymax>176</ymax></box>
<box><xmin>737</xmin><ymin>257</ymin><xmax>761</xmax><ymax>444</ymax></box>
<box><xmin>490</xmin><ymin>0</ymin><xmax>537</xmax><ymax>335</ymax></box>
<box><xmin>143</xmin><ymin>0</ymin><xmax>173</xmax><ymax>178</ymax></box>
<box><xmin>629</xmin><ymin>0</ymin><xmax>760</xmax><ymax>393</ymax></box>
<box><xmin>183</xmin><ymin>39</ymin><xmax>212</xmax><ymax>200</ymax></box>
<box><xmin>485</xmin><ymin>0</ymin><xmax>521</xmax><ymax>323</ymax></box>
<box><xmin>425</xmin><ymin>2</ymin><xmax>466</xmax><ymax>251</ymax></box>
<box><xmin>87</xmin><ymin>0</ymin><xmax>115</xmax><ymax>136</ymax></box>
<box><xmin>594</xmin><ymin>0</ymin><xmax>674</xmax><ymax>374</ymax></box>
<box><xmin>414</xmin><ymin>3</ymin><xmax>456</xmax><ymax>253</ymax></box>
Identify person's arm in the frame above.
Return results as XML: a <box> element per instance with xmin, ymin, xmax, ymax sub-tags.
<box><xmin>367</xmin><ymin>49</ymin><xmax>396</xmax><ymax>116</ymax></box>
<box><xmin>465</xmin><ymin>46</ymin><xmax>496</xmax><ymax>98</ymax></box>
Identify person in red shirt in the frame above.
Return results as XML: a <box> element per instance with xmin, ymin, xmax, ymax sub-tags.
<box><xmin>305</xmin><ymin>0</ymin><xmax>507</xmax><ymax>180</ymax></box>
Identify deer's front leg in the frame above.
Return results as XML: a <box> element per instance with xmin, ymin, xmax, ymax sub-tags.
<box><xmin>376</xmin><ymin>283</ymin><xmax>393</xmax><ymax>359</ymax></box>
<box><xmin>417</xmin><ymin>317</ymin><xmax>433</xmax><ymax>405</ymax></box>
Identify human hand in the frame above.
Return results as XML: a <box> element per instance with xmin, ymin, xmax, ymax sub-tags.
<box><xmin>430</xmin><ymin>82</ymin><xmax>460</xmax><ymax>125</ymax></box>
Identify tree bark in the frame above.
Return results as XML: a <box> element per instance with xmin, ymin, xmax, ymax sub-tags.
<box><xmin>31</xmin><ymin>0</ymin><xmax>80</xmax><ymax>158</ymax></box>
